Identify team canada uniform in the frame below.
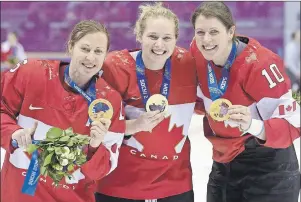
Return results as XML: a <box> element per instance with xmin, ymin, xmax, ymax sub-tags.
<box><xmin>1</xmin><ymin>59</ymin><xmax>125</xmax><ymax>202</ymax></box>
<box><xmin>190</xmin><ymin>36</ymin><xmax>300</xmax><ymax>202</ymax></box>
<box><xmin>96</xmin><ymin>47</ymin><xmax>197</xmax><ymax>201</ymax></box>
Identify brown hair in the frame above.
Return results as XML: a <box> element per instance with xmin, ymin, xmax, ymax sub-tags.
<box><xmin>191</xmin><ymin>2</ymin><xmax>236</xmax><ymax>39</ymax></box>
<box><xmin>67</xmin><ymin>20</ymin><xmax>110</xmax><ymax>52</ymax></box>
<box><xmin>134</xmin><ymin>2</ymin><xmax>179</xmax><ymax>41</ymax></box>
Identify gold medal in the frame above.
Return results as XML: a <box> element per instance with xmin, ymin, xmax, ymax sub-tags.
<box><xmin>209</xmin><ymin>98</ymin><xmax>232</xmax><ymax>122</ymax></box>
<box><xmin>146</xmin><ymin>94</ymin><xmax>168</xmax><ymax>113</ymax></box>
<box><xmin>88</xmin><ymin>99</ymin><xmax>114</xmax><ymax>121</ymax></box>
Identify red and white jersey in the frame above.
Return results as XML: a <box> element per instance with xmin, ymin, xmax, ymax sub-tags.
<box><xmin>190</xmin><ymin>36</ymin><xmax>300</xmax><ymax>163</ymax></box>
<box><xmin>97</xmin><ymin>47</ymin><xmax>197</xmax><ymax>199</ymax></box>
<box><xmin>1</xmin><ymin>59</ymin><xmax>125</xmax><ymax>202</ymax></box>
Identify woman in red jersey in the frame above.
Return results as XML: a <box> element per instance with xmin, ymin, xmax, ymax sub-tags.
<box><xmin>96</xmin><ymin>2</ymin><xmax>197</xmax><ymax>202</ymax></box>
<box><xmin>190</xmin><ymin>2</ymin><xmax>300</xmax><ymax>202</ymax></box>
<box><xmin>1</xmin><ymin>20</ymin><xmax>125</xmax><ymax>202</ymax></box>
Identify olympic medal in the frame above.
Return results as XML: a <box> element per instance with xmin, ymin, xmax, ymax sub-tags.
<box><xmin>146</xmin><ymin>94</ymin><xmax>168</xmax><ymax>113</ymax></box>
<box><xmin>88</xmin><ymin>99</ymin><xmax>114</xmax><ymax>121</ymax></box>
<box><xmin>209</xmin><ymin>98</ymin><xmax>232</xmax><ymax>122</ymax></box>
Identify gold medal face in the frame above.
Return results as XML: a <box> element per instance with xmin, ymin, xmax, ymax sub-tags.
<box><xmin>146</xmin><ymin>94</ymin><xmax>168</xmax><ymax>113</ymax></box>
<box><xmin>209</xmin><ymin>98</ymin><xmax>232</xmax><ymax>122</ymax></box>
<box><xmin>88</xmin><ymin>99</ymin><xmax>114</xmax><ymax>121</ymax></box>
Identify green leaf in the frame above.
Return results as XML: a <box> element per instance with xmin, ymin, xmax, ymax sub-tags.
<box><xmin>43</xmin><ymin>152</ymin><xmax>54</xmax><ymax>167</ymax></box>
<box><xmin>76</xmin><ymin>134</ymin><xmax>87</xmax><ymax>139</ymax></box>
<box><xmin>46</xmin><ymin>128</ymin><xmax>63</xmax><ymax>139</ymax></box>
<box><xmin>64</xmin><ymin>127</ymin><xmax>74</xmax><ymax>136</ymax></box>
<box><xmin>57</xmin><ymin>171</ymin><xmax>65</xmax><ymax>175</ymax></box>
<box><xmin>75</xmin><ymin>154</ymin><xmax>87</xmax><ymax>165</ymax></box>
<box><xmin>47</xmin><ymin>147</ymin><xmax>54</xmax><ymax>152</ymax></box>
<box><xmin>26</xmin><ymin>144</ymin><xmax>39</xmax><ymax>154</ymax></box>
<box><xmin>40</xmin><ymin>166</ymin><xmax>47</xmax><ymax>176</ymax></box>
<box><xmin>67</xmin><ymin>164</ymin><xmax>74</xmax><ymax>172</ymax></box>
<box><xmin>48</xmin><ymin>169</ymin><xmax>56</xmax><ymax>181</ymax></box>
<box><xmin>83</xmin><ymin>140</ymin><xmax>90</xmax><ymax>145</ymax></box>
<box><xmin>52</xmin><ymin>172</ymin><xmax>65</xmax><ymax>185</ymax></box>
<box><xmin>44</xmin><ymin>170</ymin><xmax>48</xmax><ymax>177</ymax></box>
<box><xmin>59</xmin><ymin>136</ymin><xmax>70</xmax><ymax>142</ymax></box>
<box><xmin>67</xmin><ymin>141</ymin><xmax>74</xmax><ymax>147</ymax></box>
<box><xmin>38</xmin><ymin>151</ymin><xmax>48</xmax><ymax>163</ymax></box>
<box><xmin>54</xmin><ymin>147</ymin><xmax>62</xmax><ymax>155</ymax></box>
<box><xmin>293</xmin><ymin>92</ymin><xmax>300</xmax><ymax>104</ymax></box>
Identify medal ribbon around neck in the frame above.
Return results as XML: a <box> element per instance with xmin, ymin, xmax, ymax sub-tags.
<box><xmin>135</xmin><ymin>50</ymin><xmax>171</xmax><ymax>107</ymax></box>
<box><xmin>207</xmin><ymin>42</ymin><xmax>237</xmax><ymax>101</ymax></box>
<box><xmin>65</xmin><ymin>65</ymin><xmax>113</xmax><ymax>121</ymax></box>
<box><xmin>64</xmin><ymin>65</ymin><xmax>97</xmax><ymax>122</ymax></box>
<box><xmin>64</xmin><ymin>65</ymin><xmax>97</xmax><ymax>104</ymax></box>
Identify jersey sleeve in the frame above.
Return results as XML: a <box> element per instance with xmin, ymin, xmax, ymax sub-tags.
<box><xmin>243</xmin><ymin>52</ymin><xmax>300</xmax><ymax>148</ymax></box>
<box><xmin>189</xmin><ymin>38</ymin><xmax>206</xmax><ymax>115</ymax></box>
<box><xmin>80</xmin><ymin>92</ymin><xmax>125</xmax><ymax>181</ymax></box>
<box><xmin>1</xmin><ymin>59</ymin><xmax>32</xmax><ymax>153</ymax></box>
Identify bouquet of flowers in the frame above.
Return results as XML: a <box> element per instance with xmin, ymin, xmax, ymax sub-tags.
<box><xmin>26</xmin><ymin>127</ymin><xmax>90</xmax><ymax>186</ymax></box>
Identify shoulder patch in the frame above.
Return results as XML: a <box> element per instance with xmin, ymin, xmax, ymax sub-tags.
<box><xmin>245</xmin><ymin>50</ymin><xmax>258</xmax><ymax>64</ymax></box>
<box><xmin>175</xmin><ymin>46</ymin><xmax>188</xmax><ymax>61</ymax></box>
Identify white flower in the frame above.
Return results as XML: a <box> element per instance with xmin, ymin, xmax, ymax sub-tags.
<box><xmin>76</xmin><ymin>148</ymin><xmax>81</xmax><ymax>155</ymax></box>
<box><xmin>67</xmin><ymin>153</ymin><xmax>75</xmax><ymax>160</ymax></box>
<box><xmin>62</xmin><ymin>147</ymin><xmax>70</xmax><ymax>155</ymax></box>
<box><xmin>55</xmin><ymin>147</ymin><xmax>62</xmax><ymax>155</ymax></box>
<box><xmin>60</xmin><ymin>158</ymin><xmax>69</xmax><ymax>166</ymax></box>
<box><xmin>60</xmin><ymin>153</ymin><xmax>67</xmax><ymax>158</ymax></box>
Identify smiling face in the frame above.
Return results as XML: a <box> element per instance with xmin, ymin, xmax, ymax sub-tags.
<box><xmin>194</xmin><ymin>15</ymin><xmax>235</xmax><ymax>65</ymax></box>
<box><xmin>68</xmin><ymin>32</ymin><xmax>108</xmax><ymax>85</ymax></box>
<box><xmin>139</xmin><ymin>17</ymin><xmax>177</xmax><ymax>64</ymax></box>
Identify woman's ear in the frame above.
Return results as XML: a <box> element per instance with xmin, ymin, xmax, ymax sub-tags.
<box><xmin>229</xmin><ymin>25</ymin><xmax>236</xmax><ymax>39</ymax></box>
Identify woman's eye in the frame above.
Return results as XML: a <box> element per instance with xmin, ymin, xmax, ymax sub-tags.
<box><xmin>197</xmin><ymin>31</ymin><xmax>205</xmax><ymax>35</ymax></box>
<box><xmin>163</xmin><ymin>37</ymin><xmax>172</xmax><ymax>41</ymax></box>
<box><xmin>210</xmin><ymin>30</ymin><xmax>218</xmax><ymax>35</ymax></box>
<box><xmin>149</xmin><ymin>35</ymin><xmax>159</xmax><ymax>40</ymax></box>
<box><xmin>95</xmin><ymin>49</ymin><xmax>103</xmax><ymax>54</ymax></box>
<box><xmin>81</xmin><ymin>47</ymin><xmax>89</xmax><ymax>52</ymax></box>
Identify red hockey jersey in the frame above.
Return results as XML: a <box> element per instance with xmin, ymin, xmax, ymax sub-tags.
<box><xmin>97</xmin><ymin>47</ymin><xmax>197</xmax><ymax>199</ymax></box>
<box><xmin>190</xmin><ymin>36</ymin><xmax>300</xmax><ymax>163</ymax></box>
<box><xmin>1</xmin><ymin>59</ymin><xmax>125</xmax><ymax>202</ymax></box>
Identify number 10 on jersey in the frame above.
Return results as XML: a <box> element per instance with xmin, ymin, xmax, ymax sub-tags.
<box><xmin>262</xmin><ymin>64</ymin><xmax>285</xmax><ymax>89</ymax></box>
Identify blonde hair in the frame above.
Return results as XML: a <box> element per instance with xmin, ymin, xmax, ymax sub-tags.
<box><xmin>67</xmin><ymin>20</ymin><xmax>110</xmax><ymax>52</ymax></box>
<box><xmin>134</xmin><ymin>2</ymin><xmax>179</xmax><ymax>41</ymax></box>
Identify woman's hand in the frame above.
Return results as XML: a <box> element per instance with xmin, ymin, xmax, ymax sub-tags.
<box><xmin>11</xmin><ymin>121</ymin><xmax>38</xmax><ymax>149</ymax></box>
<box><xmin>126</xmin><ymin>110</ymin><xmax>165</xmax><ymax>134</ymax></box>
<box><xmin>228</xmin><ymin>105</ymin><xmax>252</xmax><ymax>132</ymax></box>
<box><xmin>89</xmin><ymin>118</ymin><xmax>111</xmax><ymax>148</ymax></box>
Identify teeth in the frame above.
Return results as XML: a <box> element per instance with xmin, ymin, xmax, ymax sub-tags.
<box><xmin>83</xmin><ymin>64</ymin><xmax>94</xmax><ymax>68</ymax></box>
<box><xmin>204</xmin><ymin>45</ymin><xmax>216</xmax><ymax>50</ymax></box>
<box><xmin>152</xmin><ymin>50</ymin><xmax>165</xmax><ymax>55</ymax></box>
